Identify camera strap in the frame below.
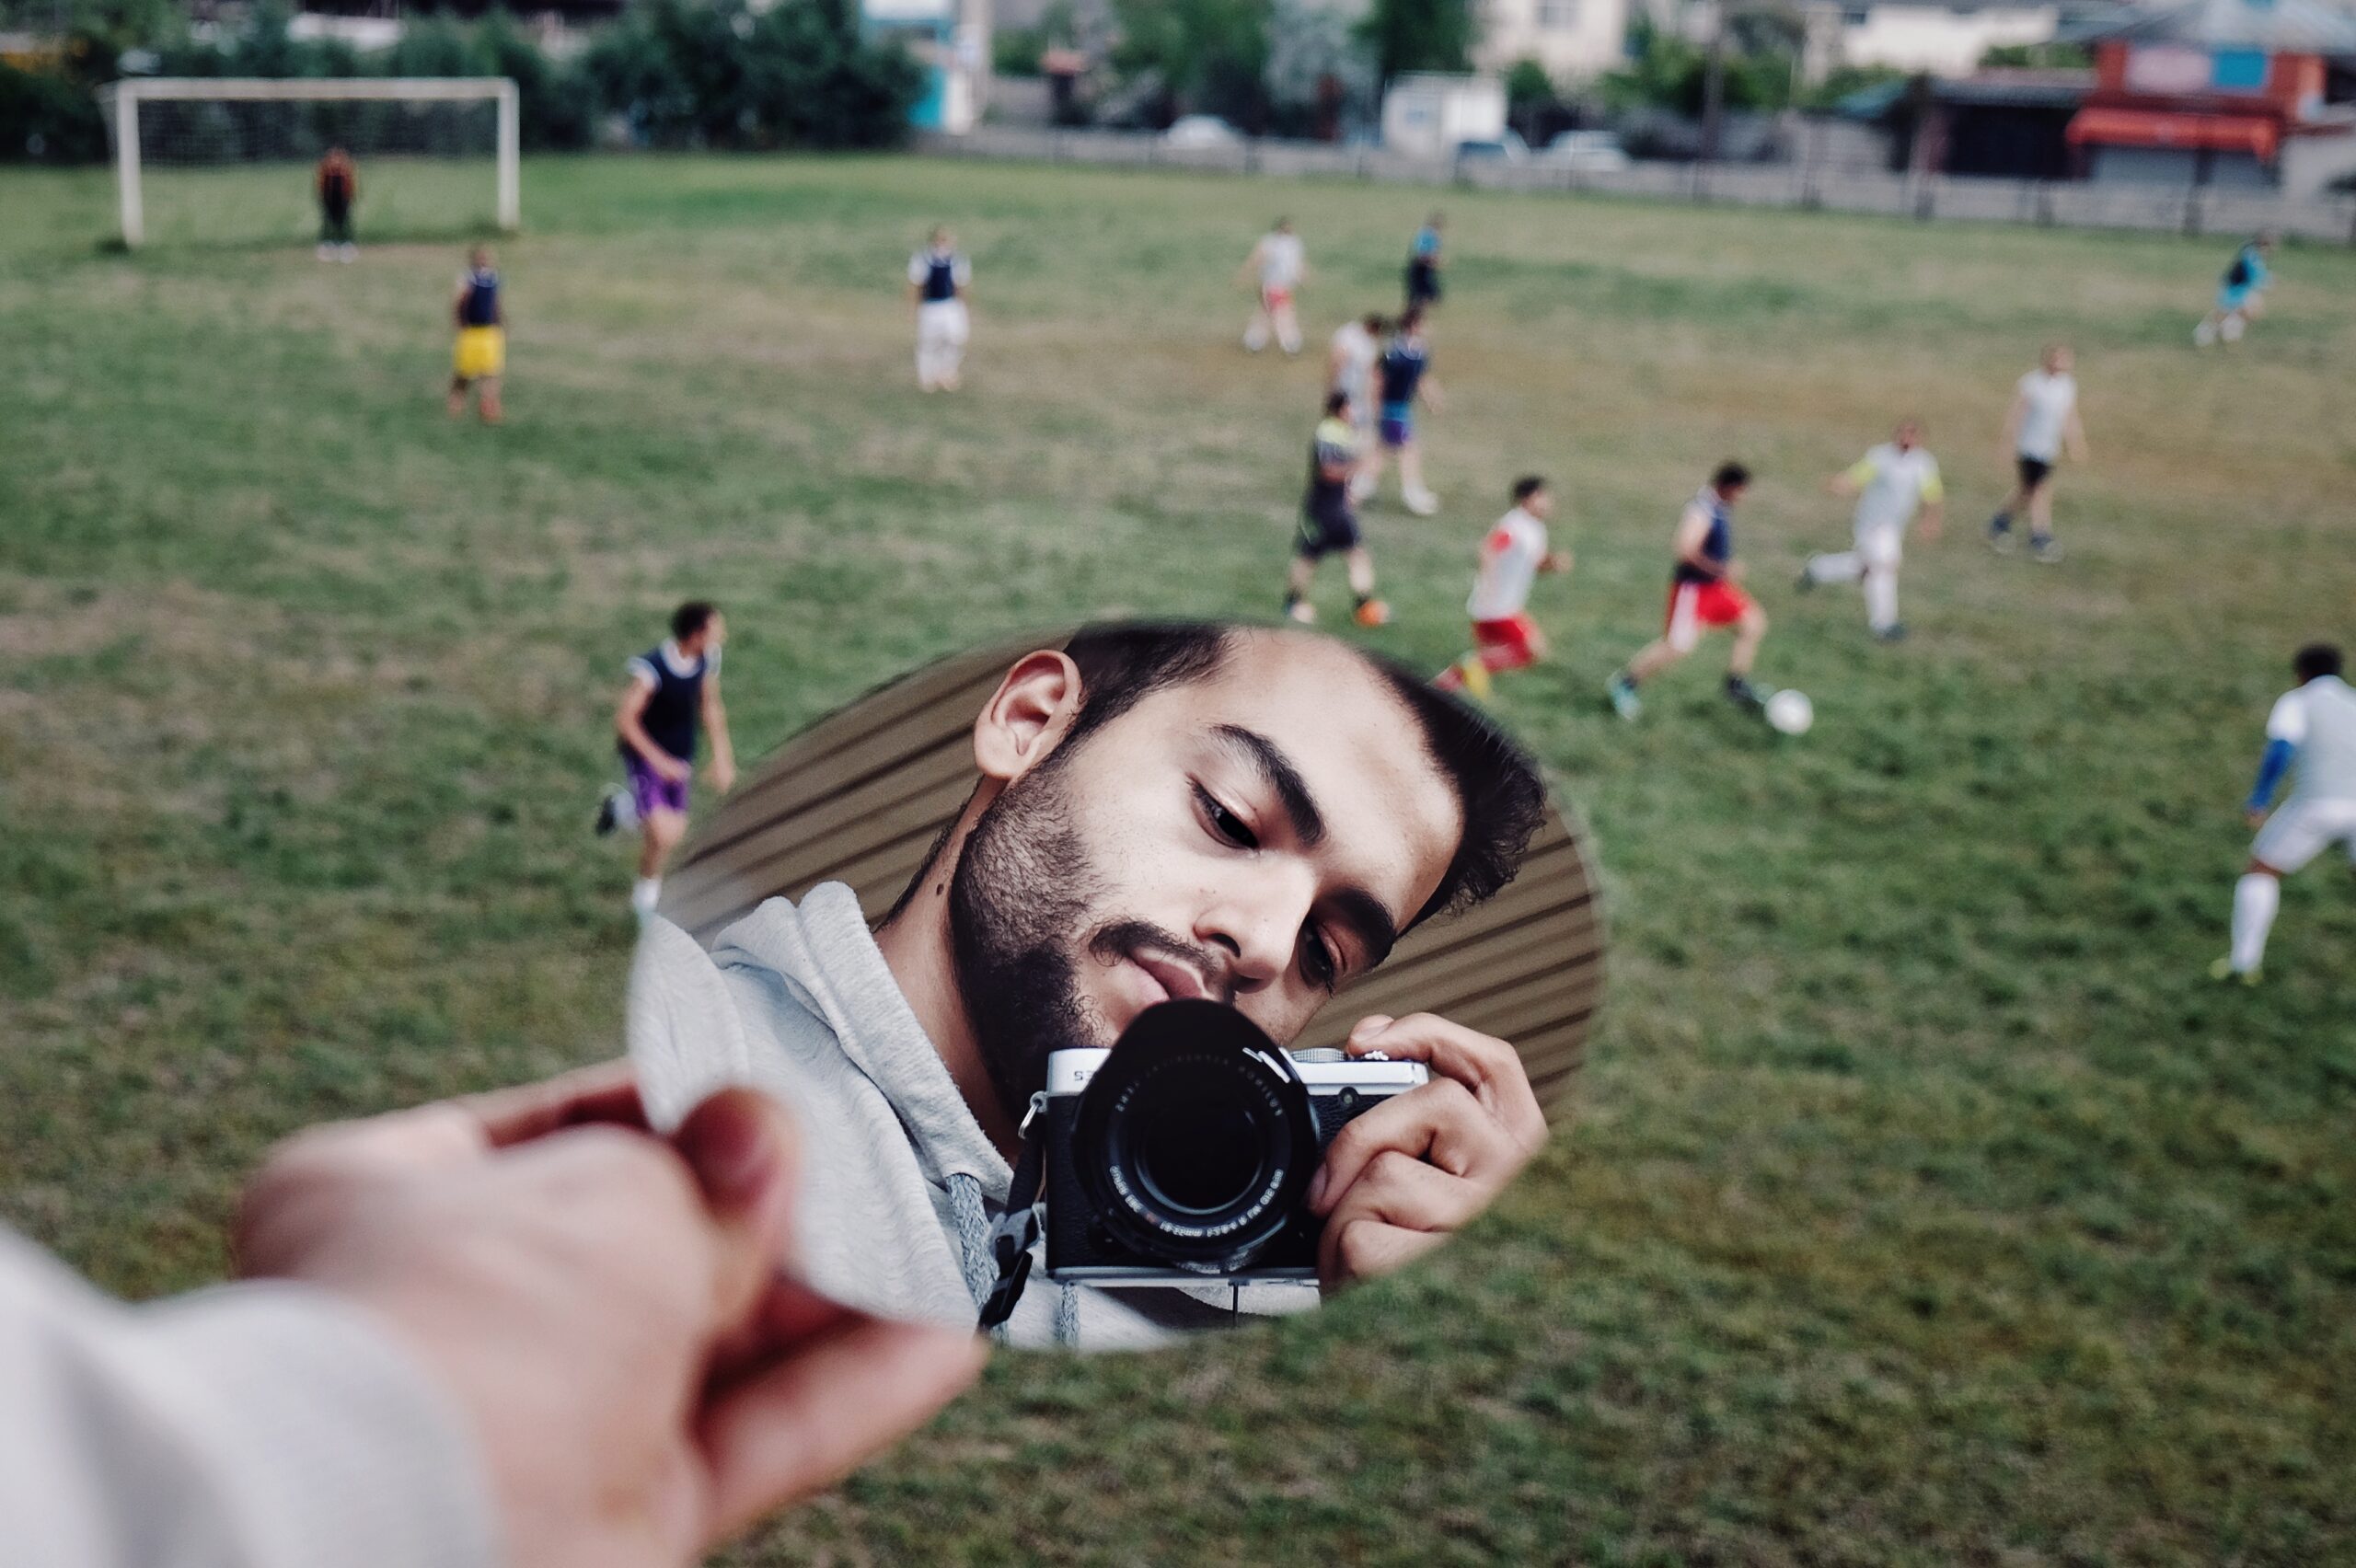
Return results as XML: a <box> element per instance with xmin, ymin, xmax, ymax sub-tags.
<box><xmin>976</xmin><ymin>1091</ymin><xmax>1048</xmax><ymax>1332</ymax></box>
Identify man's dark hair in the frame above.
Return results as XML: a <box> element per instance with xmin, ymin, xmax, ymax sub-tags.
<box><xmin>1712</xmin><ymin>461</ymin><xmax>1750</xmax><ymax>492</ymax></box>
<box><xmin>1325</xmin><ymin>389</ymin><xmax>1351</xmax><ymax>416</ymax></box>
<box><xmin>672</xmin><ymin>601</ymin><xmax>717</xmax><ymax>640</ymax></box>
<box><xmin>1362</xmin><ymin>311</ymin><xmax>1386</xmax><ymax>332</ymax></box>
<box><xmin>1060</xmin><ymin>622</ymin><xmax>1546</xmax><ymax>928</ymax></box>
<box><xmin>1512</xmin><ymin>475</ymin><xmax>1547</xmax><ymax>503</ymax></box>
<box><xmin>2294</xmin><ymin>642</ymin><xmax>2343</xmax><ymax>683</ymax></box>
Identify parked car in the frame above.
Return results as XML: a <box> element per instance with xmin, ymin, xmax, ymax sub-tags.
<box><xmin>1454</xmin><ymin>132</ymin><xmax>1531</xmax><ymax>164</ymax></box>
<box><xmin>1543</xmin><ymin>130</ymin><xmax>1633</xmax><ymax>173</ymax></box>
<box><xmin>1163</xmin><ymin>115</ymin><xmax>1243</xmax><ymax>149</ymax></box>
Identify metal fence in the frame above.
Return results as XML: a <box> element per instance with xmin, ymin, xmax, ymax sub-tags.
<box><xmin>919</xmin><ymin>125</ymin><xmax>2356</xmax><ymax>247</ymax></box>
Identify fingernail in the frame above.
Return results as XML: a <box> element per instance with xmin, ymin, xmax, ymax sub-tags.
<box><xmin>1307</xmin><ymin>1167</ymin><xmax>1329</xmax><ymax>1213</ymax></box>
<box><xmin>679</xmin><ymin>1091</ymin><xmax>776</xmax><ymax>1209</ymax></box>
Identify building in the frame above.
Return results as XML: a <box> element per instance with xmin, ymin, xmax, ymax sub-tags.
<box><xmin>1474</xmin><ymin>0</ymin><xmax>1634</xmax><ymax>81</ymax></box>
<box><xmin>2064</xmin><ymin>0</ymin><xmax>2356</xmax><ymax>194</ymax></box>
<box><xmin>1380</xmin><ymin>72</ymin><xmax>1507</xmax><ymax>156</ymax></box>
<box><xmin>866</xmin><ymin>0</ymin><xmax>992</xmax><ymax>133</ymax></box>
<box><xmin>1831</xmin><ymin>1</ymin><xmax>2062</xmax><ymax>77</ymax></box>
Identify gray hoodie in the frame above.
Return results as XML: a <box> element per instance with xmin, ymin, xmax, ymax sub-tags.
<box><xmin>630</xmin><ymin>883</ymin><xmax>1310</xmax><ymax>1350</ymax></box>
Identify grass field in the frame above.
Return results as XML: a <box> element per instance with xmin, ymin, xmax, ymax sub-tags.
<box><xmin>5</xmin><ymin>153</ymin><xmax>2354</xmax><ymax>1565</ymax></box>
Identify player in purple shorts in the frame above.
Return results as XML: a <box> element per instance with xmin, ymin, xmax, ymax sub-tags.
<box><xmin>595</xmin><ymin>601</ymin><xmax>737</xmax><ymax>917</ymax></box>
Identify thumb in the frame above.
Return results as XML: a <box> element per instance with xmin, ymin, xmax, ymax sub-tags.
<box><xmin>674</xmin><ymin>1088</ymin><xmax>801</xmax><ymax>1329</ymax></box>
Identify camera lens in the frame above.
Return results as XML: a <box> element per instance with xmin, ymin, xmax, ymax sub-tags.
<box><xmin>1073</xmin><ymin>999</ymin><xmax>1320</xmax><ymax>1271</ymax></box>
<box><xmin>1130</xmin><ymin>1079</ymin><xmax>1267</xmax><ymax>1216</ymax></box>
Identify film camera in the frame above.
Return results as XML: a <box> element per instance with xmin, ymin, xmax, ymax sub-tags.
<box><xmin>1039</xmin><ymin>999</ymin><xmax>1428</xmax><ymax>1286</ymax></box>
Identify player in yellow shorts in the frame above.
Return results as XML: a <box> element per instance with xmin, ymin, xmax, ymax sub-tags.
<box><xmin>447</xmin><ymin>245</ymin><xmax>505</xmax><ymax>423</ymax></box>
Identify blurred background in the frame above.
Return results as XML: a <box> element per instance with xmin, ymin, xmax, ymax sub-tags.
<box><xmin>4</xmin><ymin>0</ymin><xmax>2354</xmax><ymax>1562</ymax></box>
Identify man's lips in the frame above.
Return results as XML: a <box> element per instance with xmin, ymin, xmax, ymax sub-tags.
<box><xmin>1130</xmin><ymin>951</ymin><xmax>1210</xmax><ymax>1004</ymax></box>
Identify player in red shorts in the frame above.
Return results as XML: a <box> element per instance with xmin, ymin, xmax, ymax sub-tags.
<box><xmin>1607</xmin><ymin>462</ymin><xmax>1771</xmax><ymax>720</ymax></box>
<box><xmin>1436</xmin><ymin>476</ymin><xmax>1571</xmax><ymax>698</ymax></box>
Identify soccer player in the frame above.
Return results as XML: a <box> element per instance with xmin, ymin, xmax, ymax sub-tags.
<box><xmin>1435</xmin><ymin>476</ymin><xmax>1572</xmax><ymax>698</ymax></box>
<box><xmin>1986</xmin><ymin>343</ymin><xmax>2085</xmax><ymax>564</ymax></box>
<box><xmin>596</xmin><ymin>602</ymin><xmax>738</xmax><ymax>917</ymax></box>
<box><xmin>1404</xmin><ymin>211</ymin><xmax>1445</xmax><ymax>312</ymax></box>
<box><xmin>446</xmin><ymin>245</ymin><xmax>505</xmax><ymax>423</ymax></box>
<box><xmin>1353</xmin><ymin>308</ymin><xmax>1443</xmax><ymax>515</ymax></box>
<box><xmin>1328</xmin><ymin>310</ymin><xmax>1384</xmax><ymax>432</ymax></box>
<box><xmin>314</xmin><ymin>146</ymin><xmax>356</xmax><ymax>262</ymax></box>
<box><xmin>2213</xmin><ymin>642</ymin><xmax>2356</xmax><ymax>985</ymax></box>
<box><xmin>1798</xmin><ymin>417</ymin><xmax>1945</xmax><ymax>641</ymax></box>
<box><xmin>2196</xmin><ymin>233</ymin><xmax>2275</xmax><ymax>347</ymax></box>
<box><xmin>907</xmin><ymin>225</ymin><xmax>972</xmax><ymax>392</ymax></box>
<box><xmin>1241</xmin><ymin>217</ymin><xmax>1307</xmax><ymax>356</ymax></box>
<box><xmin>1606</xmin><ymin>462</ymin><xmax>1772</xmax><ymax>721</ymax></box>
<box><xmin>1285</xmin><ymin>390</ymin><xmax>1391</xmax><ymax>628</ymax></box>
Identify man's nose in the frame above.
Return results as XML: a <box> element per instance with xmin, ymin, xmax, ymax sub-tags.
<box><xmin>1196</xmin><ymin>873</ymin><xmax>1312</xmax><ymax>995</ymax></box>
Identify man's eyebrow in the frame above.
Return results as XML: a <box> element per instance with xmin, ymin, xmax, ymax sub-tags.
<box><xmin>1212</xmin><ymin>724</ymin><xmax>1325</xmax><ymax>848</ymax></box>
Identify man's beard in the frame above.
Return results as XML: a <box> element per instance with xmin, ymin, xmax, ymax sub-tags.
<box><xmin>946</xmin><ymin>759</ymin><xmax>1212</xmax><ymax>1128</ymax></box>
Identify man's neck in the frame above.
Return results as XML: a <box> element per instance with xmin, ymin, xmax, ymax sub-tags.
<box><xmin>871</xmin><ymin>848</ymin><xmax>1023</xmax><ymax>1159</ymax></box>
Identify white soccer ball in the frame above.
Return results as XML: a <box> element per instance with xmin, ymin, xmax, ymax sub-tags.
<box><xmin>1765</xmin><ymin>688</ymin><xmax>1814</xmax><ymax>735</ymax></box>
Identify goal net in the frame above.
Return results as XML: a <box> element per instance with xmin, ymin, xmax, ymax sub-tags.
<box><xmin>98</xmin><ymin>77</ymin><xmax>519</xmax><ymax>249</ymax></box>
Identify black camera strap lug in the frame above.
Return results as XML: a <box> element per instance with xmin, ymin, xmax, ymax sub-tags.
<box><xmin>976</xmin><ymin>1092</ymin><xmax>1048</xmax><ymax>1332</ymax></box>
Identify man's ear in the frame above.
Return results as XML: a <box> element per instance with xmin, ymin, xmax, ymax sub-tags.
<box><xmin>973</xmin><ymin>651</ymin><xmax>1083</xmax><ymax>784</ymax></box>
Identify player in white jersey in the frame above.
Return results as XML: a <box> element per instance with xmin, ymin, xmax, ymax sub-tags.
<box><xmin>1241</xmin><ymin>217</ymin><xmax>1307</xmax><ymax>355</ymax></box>
<box><xmin>1798</xmin><ymin>418</ymin><xmax>1944</xmax><ymax>641</ymax></box>
<box><xmin>1328</xmin><ymin>311</ymin><xmax>1384</xmax><ymax>432</ymax></box>
<box><xmin>1987</xmin><ymin>343</ymin><xmax>2085</xmax><ymax>564</ymax></box>
<box><xmin>1435</xmin><ymin>477</ymin><xmax>1572</xmax><ymax>698</ymax></box>
<box><xmin>2214</xmin><ymin>643</ymin><xmax>2356</xmax><ymax>984</ymax></box>
<box><xmin>907</xmin><ymin>225</ymin><xmax>972</xmax><ymax>392</ymax></box>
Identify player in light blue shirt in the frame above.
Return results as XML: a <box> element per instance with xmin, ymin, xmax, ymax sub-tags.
<box><xmin>2195</xmin><ymin>233</ymin><xmax>2275</xmax><ymax>348</ymax></box>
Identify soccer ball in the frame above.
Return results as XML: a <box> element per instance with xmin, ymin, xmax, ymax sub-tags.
<box><xmin>1765</xmin><ymin>688</ymin><xmax>1813</xmax><ymax>735</ymax></box>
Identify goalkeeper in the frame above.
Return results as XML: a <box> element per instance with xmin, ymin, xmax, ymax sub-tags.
<box><xmin>314</xmin><ymin>146</ymin><xmax>357</xmax><ymax>261</ymax></box>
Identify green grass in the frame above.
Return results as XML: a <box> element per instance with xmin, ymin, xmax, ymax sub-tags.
<box><xmin>5</xmin><ymin>153</ymin><xmax>2354</xmax><ymax>1565</ymax></box>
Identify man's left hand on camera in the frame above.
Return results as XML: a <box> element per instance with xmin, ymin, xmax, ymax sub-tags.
<box><xmin>1306</xmin><ymin>1013</ymin><xmax>1549</xmax><ymax>1291</ymax></box>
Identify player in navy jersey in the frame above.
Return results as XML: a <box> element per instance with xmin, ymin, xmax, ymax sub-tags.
<box><xmin>1284</xmin><ymin>390</ymin><xmax>1391</xmax><ymax>628</ymax></box>
<box><xmin>1606</xmin><ymin>462</ymin><xmax>1772</xmax><ymax>720</ymax></box>
<box><xmin>447</xmin><ymin>246</ymin><xmax>505</xmax><ymax>423</ymax></box>
<box><xmin>907</xmin><ymin>225</ymin><xmax>973</xmax><ymax>392</ymax></box>
<box><xmin>1351</xmin><ymin>308</ymin><xmax>1444</xmax><ymax>515</ymax></box>
<box><xmin>595</xmin><ymin>601</ymin><xmax>738</xmax><ymax>917</ymax></box>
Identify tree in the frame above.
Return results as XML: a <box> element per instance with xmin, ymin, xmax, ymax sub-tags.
<box><xmin>1503</xmin><ymin>55</ymin><xmax>1556</xmax><ymax>142</ymax></box>
<box><xmin>1109</xmin><ymin>0</ymin><xmax>1271</xmax><ymax>129</ymax></box>
<box><xmin>1358</xmin><ymin>0</ymin><xmax>1472</xmax><ymax>86</ymax></box>
<box><xmin>1263</xmin><ymin>0</ymin><xmax>1375</xmax><ymax>140</ymax></box>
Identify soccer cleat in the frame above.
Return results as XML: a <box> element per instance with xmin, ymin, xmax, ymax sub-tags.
<box><xmin>2209</xmin><ymin>956</ymin><xmax>2260</xmax><ymax>986</ymax></box>
<box><xmin>2029</xmin><ymin>536</ymin><xmax>2065</xmax><ymax>565</ymax></box>
<box><xmin>1285</xmin><ymin>599</ymin><xmax>1317</xmax><ymax>626</ymax></box>
<box><xmin>1725</xmin><ymin>675</ymin><xmax>1769</xmax><ymax>714</ymax></box>
<box><xmin>2221</xmin><ymin>315</ymin><xmax>2245</xmax><ymax>343</ymax></box>
<box><xmin>1456</xmin><ymin>657</ymin><xmax>1493</xmax><ymax>700</ymax></box>
<box><xmin>1873</xmin><ymin>623</ymin><xmax>1908</xmax><ymax>643</ymax></box>
<box><xmin>595</xmin><ymin>786</ymin><xmax>636</xmax><ymax>837</ymax></box>
<box><xmin>1795</xmin><ymin>561</ymin><xmax>1817</xmax><ymax>594</ymax></box>
<box><xmin>1606</xmin><ymin>674</ymin><xmax>1643</xmax><ymax>721</ymax></box>
<box><xmin>1353</xmin><ymin>598</ymin><xmax>1392</xmax><ymax>628</ymax></box>
<box><xmin>2194</xmin><ymin>320</ymin><xmax>2217</xmax><ymax>348</ymax></box>
<box><xmin>1987</xmin><ymin>525</ymin><xmax>2016</xmax><ymax>557</ymax></box>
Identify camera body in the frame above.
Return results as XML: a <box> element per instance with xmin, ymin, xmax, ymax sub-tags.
<box><xmin>1039</xmin><ymin>1000</ymin><xmax>1428</xmax><ymax>1286</ymax></box>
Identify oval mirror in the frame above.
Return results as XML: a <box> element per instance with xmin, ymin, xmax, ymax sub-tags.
<box><xmin>629</xmin><ymin>622</ymin><xmax>1601</xmax><ymax>1349</ymax></box>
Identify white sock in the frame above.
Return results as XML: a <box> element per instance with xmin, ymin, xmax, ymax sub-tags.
<box><xmin>1243</xmin><ymin>321</ymin><xmax>1269</xmax><ymax>352</ymax></box>
<box><xmin>2230</xmin><ymin>873</ymin><xmax>2279</xmax><ymax>973</ymax></box>
<box><xmin>1865</xmin><ymin>568</ymin><xmax>1899</xmax><ymax>631</ymax></box>
<box><xmin>1807</xmin><ymin>550</ymin><xmax>1862</xmax><ymax>583</ymax></box>
<box><xmin>631</xmin><ymin>877</ymin><xmax>663</xmax><ymax>917</ymax></box>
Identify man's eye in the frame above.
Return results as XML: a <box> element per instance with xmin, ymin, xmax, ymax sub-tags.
<box><xmin>1301</xmin><ymin>929</ymin><xmax>1340</xmax><ymax>990</ymax></box>
<box><xmin>1196</xmin><ymin>787</ymin><xmax>1258</xmax><ymax>849</ymax></box>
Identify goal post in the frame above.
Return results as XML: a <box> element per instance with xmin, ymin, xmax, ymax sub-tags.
<box><xmin>98</xmin><ymin>76</ymin><xmax>520</xmax><ymax>248</ymax></box>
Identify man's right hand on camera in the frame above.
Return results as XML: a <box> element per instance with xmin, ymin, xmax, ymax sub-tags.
<box><xmin>235</xmin><ymin>1065</ymin><xmax>987</xmax><ymax>1568</ymax></box>
<box><xmin>1305</xmin><ymin>1013</ymin><xmax>1549</xmax><ymax>1292</ymax></box>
